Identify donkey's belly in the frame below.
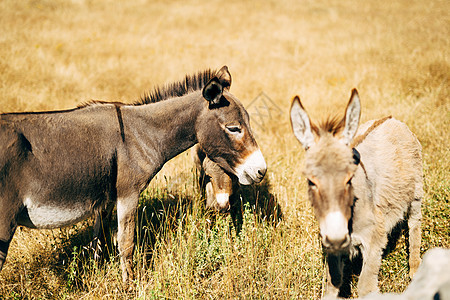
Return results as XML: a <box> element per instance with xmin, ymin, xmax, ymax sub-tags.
<box><xmin>18</xmin><ymin>197</ymin><xmax>95</xmax><ymax>229</ymax></box>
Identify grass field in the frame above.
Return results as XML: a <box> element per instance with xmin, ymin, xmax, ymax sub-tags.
<box><xmin>0</xmin><ymin>0</ymin><xmax>449</xmax><ymax>298</ymax></box>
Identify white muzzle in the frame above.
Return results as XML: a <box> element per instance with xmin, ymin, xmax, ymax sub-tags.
<box><xmin>215</xmin><ymin>193</ymin><xmax>230</xmax><ymax>210</ymax></box>
<box><xmin>234</xmin><ymin>149</ymin><xmax>267</xmax><ymax>185</ymax></box>
<box><xmin>320</xmin><ymin>211</ymin><xmax>351</xmax><ymax>250</ymax></box>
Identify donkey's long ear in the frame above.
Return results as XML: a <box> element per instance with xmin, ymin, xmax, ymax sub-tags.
<box><xmin>215</xmin><ymin>66</ymin><xmax>232</xmax><ymax>90</ymax></box>
<box><xmin>290</xmin><ymin>96</ymin><xmax>315</xmax><ymax>150</ymax></box>
<box><xmin>342</xmin><ymin>89</ymin><xmax>361</xmax><ymax>145</ymax></box>
<box><xmin>203</xmin><ymin>77</ymin><xmax>224</xmax><ymax>106</ymax></box>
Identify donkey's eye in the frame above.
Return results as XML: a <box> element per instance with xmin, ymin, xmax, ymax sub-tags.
<box><xmin>308</xmin><ymin>179</ymin><xmax>316</xmax><ymax>187</ymax></box>
<box><xmin>352</xmin><ymin>148</ymin><xmax>361</xmax><ymax>165</ymax></box>
<box><xmin>226</xmin><ymin>125</ymin><xmax>242</xmax><ymax>134</ymax></box>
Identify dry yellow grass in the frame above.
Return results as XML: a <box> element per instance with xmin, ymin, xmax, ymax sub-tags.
<box><xmin>0</xmin><ymin>0</ymin><xmax>449</xmax><ymax>299</ymax></box>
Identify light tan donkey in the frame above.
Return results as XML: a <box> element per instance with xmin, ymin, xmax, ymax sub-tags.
<box><xmin>290</xmin><ymin>89</ymin><xmax>422</xmax><ymax>298</ymax></box>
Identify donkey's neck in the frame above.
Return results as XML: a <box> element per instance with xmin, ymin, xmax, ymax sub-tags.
<box><xmin>123</xmin><ymin>92</ymin><xmax>202</xmax><ymax>177</ymax></box>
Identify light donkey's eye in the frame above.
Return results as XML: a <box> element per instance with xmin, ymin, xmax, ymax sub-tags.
<box><xmin>226</xmin><ymin>125</ymin><xmax>242</xmax><ymax>134</ymax></box>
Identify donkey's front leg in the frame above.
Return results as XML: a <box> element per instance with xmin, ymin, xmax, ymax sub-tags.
<box><xmin>357</xmin><ymin>218</ymin><xmax>387</xmax><ymax>296</ymax></box>
<box><xmin>117</xmin><ymin>195</ymin><xmax>139</xmax><ymax>287</ymax></box>
<box><xmin>358</xmin><ymin>247</ymin><xmax>382</xmax><ymax>296</ymax></box>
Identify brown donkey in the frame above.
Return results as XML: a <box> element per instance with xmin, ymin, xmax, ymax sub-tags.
<box><xmin>290</xmin><ymin>89</ymin><xmax>422</xmax><ymax>297</ymax></box>
<box><xmin>191</xmin><ymin>144</ymin><xmax>238</xmax><ymax>212</ymax></box>
<box><xmin>0</xmin><ymin>66</ymin><xmax>266</xmax><ymax>287</ymax></box>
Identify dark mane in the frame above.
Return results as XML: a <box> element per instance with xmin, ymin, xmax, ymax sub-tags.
<box><xmin>311</xmin><ymin>114</ymin><xmax>345</xmax><ymax>136</ymax></box>
<box><xmin>136</xmin><ymin>69</ymin><xmax>216</xmax><ymax>105</ymax></box>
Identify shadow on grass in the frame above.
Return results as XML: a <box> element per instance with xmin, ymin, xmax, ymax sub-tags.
<box><xmin>135</xmin><ymin>174</ymin><xmax>282</xmax><ymax>268</ymax></box>
<box><xmin>228</xmin><ymin>176</ymin><xmax>283</xmax><ymax>233</ymax></box>
<box><xmin>135</xmin><ymin>188</ymin><xmax>198</xmax><ymax>266</ymax></box>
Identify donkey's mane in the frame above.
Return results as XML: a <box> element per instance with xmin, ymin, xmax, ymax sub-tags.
<box><xmin>350</xmin><ymin>116</ymin><xmax>392</xmax><ymax>148</ymax></box>
<box><xmin>311</xmin><ymin>115</ymin><xmax>345</xmax><ymax>136</ymax></box>
<box><xmin>135</xmin><ymin>69</ymin><xmax>216</xmax><ymax>105</ymax></box>
<box><xmin>311</xmin><ymin>114</ymin><xmax>393</xmax><ymax>146</ymax></box>
<box><xmin>77</xmin><ymin>69</ymin><xmax>216</xmax><ymax>108</ymax></box>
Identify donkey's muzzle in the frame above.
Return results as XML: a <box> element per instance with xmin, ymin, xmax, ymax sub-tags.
<box><xmin>323</xmin><ymin>234</ymin><xmax>351</xmax><ymax>252</ymax></box>
<box><xmin>235</xmin><ymin>149</ymin><xmax>267</xmax><ymax>185</ymax></box>
<box><xmin>215</xmin><ymin>193</ymin><xmax>231</xmax><ymax>212</ymax></box>
<box><xmin>320</xmin><ymin>211</ymin><xmax>351</xmax><ymax>251</ymax></box>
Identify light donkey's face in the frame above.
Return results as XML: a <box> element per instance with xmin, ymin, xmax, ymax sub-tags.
<box><xmin>290</xmin><ymin>89</ymin><xmax>361</xmax><ymax>252</ymax></box>
<box><xmin>197</xmin><ymin>66</ymin><xmax>266</xmax><ymax>186</ymax></box>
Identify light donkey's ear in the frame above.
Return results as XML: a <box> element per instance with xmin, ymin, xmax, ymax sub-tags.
<box><xmin>342</xmin><ymin>89</ymin><xmax>361</xmax><ymax>145</ymax></box>
<box><xmin>215</xmin><ymin>66</ymin><xmax>232</xmax><ymax>90</ymax></box>
<box><xmin>290</xmin><ymin>95</ymin><xmax>315</xmax><ymax>150</ymax></box>
<box><xmin>203</xmin><ymin>77</ymin><xmax>224</xmax><ymax>106</ymax></box>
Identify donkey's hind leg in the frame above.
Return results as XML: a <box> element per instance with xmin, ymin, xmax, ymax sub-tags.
<box><xmin>407</xmin><ymin>198</ymin><xmax>422</xmax><ymax>278</ymax></box>
<box><xmin>92</xmin><ymin>201</ymin><xmax>115</xmax><ymax>261</ymax></box>
<box><xmin>0</xmin><ymin>235</ymin><xmax>13</xmax><ymax>271</ymax></box>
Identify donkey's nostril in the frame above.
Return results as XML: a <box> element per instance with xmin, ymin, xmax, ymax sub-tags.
<box><xmin>258</xmin><ymin>168</ymin><xmax>267</xmax><ymax>177</ymax></box>
<box><xmin>324</xmin><ymin>234</ymin><xmax>350</xmax><ymax>250</ymax></box>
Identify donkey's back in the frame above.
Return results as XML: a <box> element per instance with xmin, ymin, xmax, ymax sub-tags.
<box><xmin>353</xmin><ymin>117</ymin><xmax>423</xmax><ymax>234</ymax></box>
